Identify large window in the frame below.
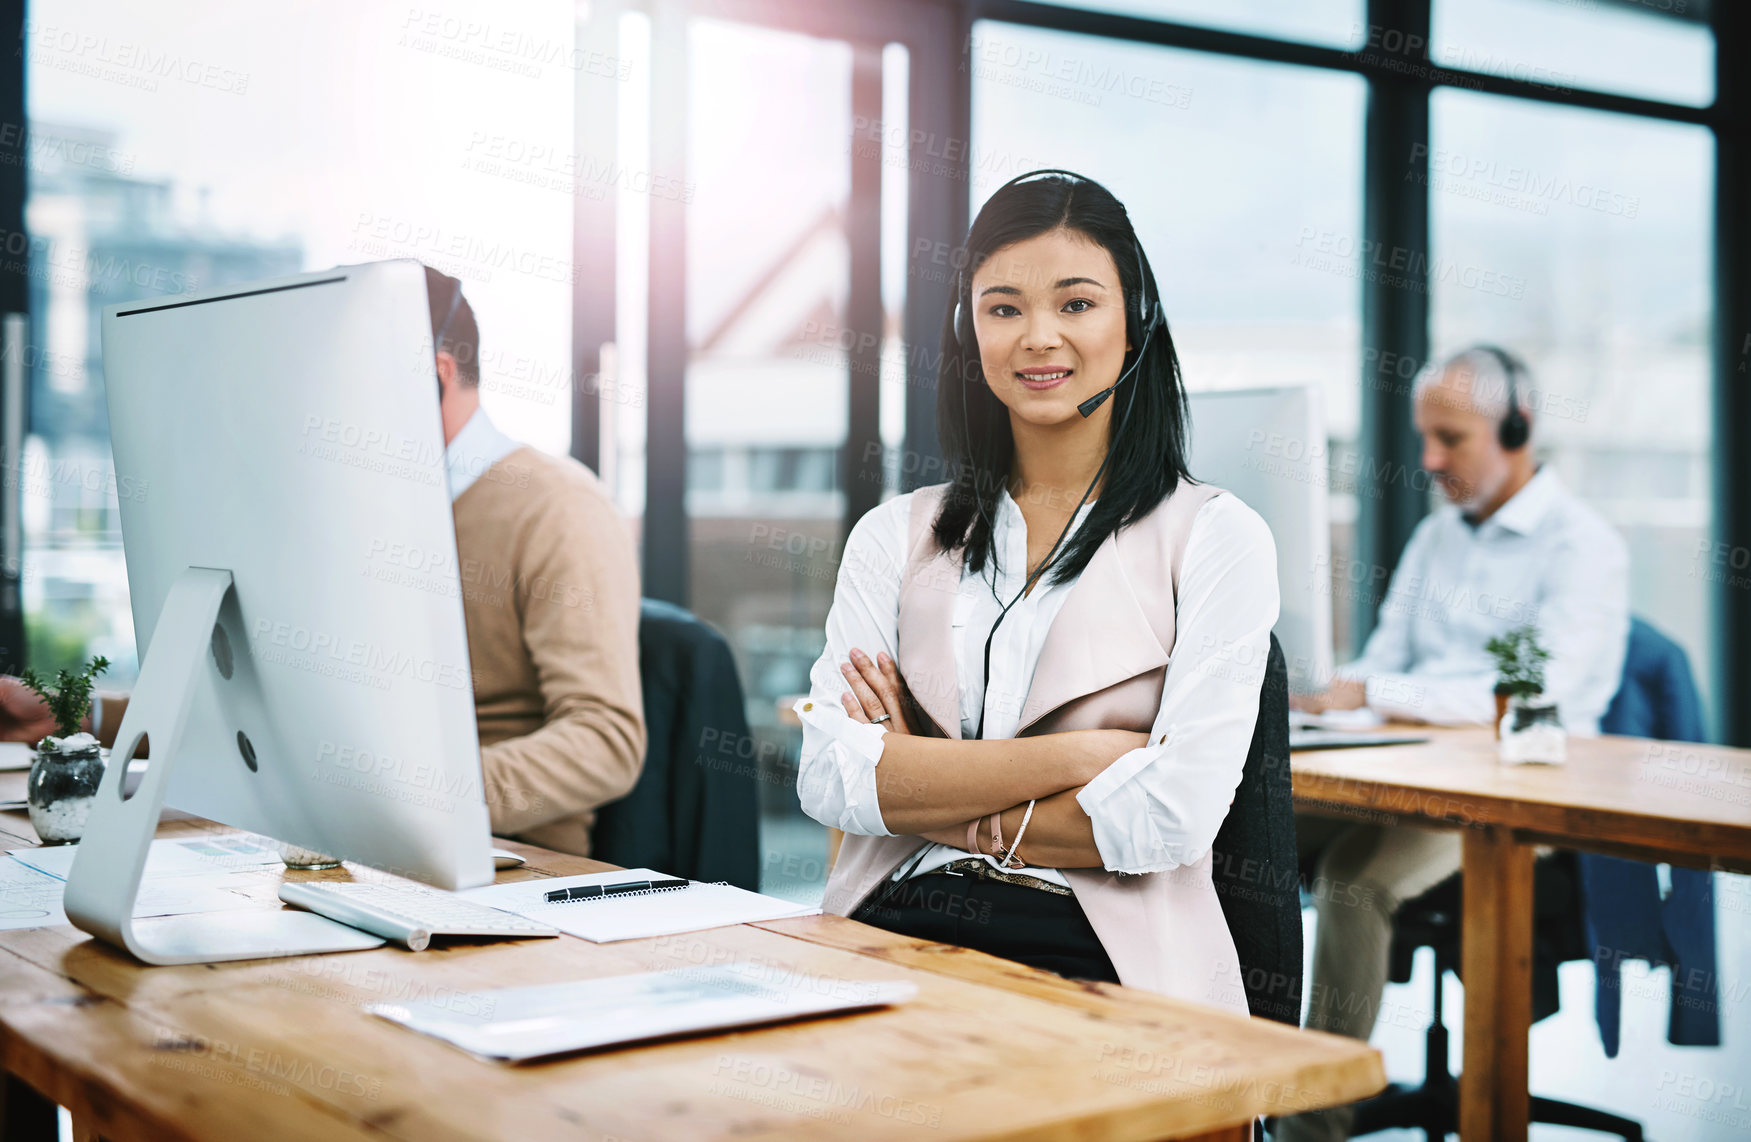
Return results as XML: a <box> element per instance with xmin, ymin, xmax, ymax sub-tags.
<box><xmin>1429</xmin><ymin>90</ymin><xmax>1715</xmax><ymax>717</ymax></box>
<box><xmin>970</xmin><ymin>20</ymin><xmax>1366</xmax><ymax>669</ymax></box>
<box><xmin>678</xmin><ymin>19</ymin><xmax>876</xmax><ymax>903</ymax></box>
<box><xmin>23</xmin><ymin>0</ymin><xmax>577</xmax><ymax>681</ymax></box>
<box><xmin>1045</xmin><ymin>0</ymin><xmax>1365</xmax><ymax>48</ymax></box>
<box><xmin>1433</xmin><ymin>0</ymin><xmax>1714</xmax><ymax>108</ymax></box>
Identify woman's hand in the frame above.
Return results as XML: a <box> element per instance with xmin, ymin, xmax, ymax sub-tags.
<box><xmin>838</xmin><ymin>648</ymin><xmax>914</xmax><ymax>736</ymax></box>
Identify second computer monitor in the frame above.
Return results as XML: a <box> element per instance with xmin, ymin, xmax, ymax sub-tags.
<box><xmin>1186</xmin><ymin>382</ymin><xmax>1335</xmax><ymax>693</ymax></box>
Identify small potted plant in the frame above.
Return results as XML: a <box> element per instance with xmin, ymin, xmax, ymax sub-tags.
<box><xmin>21</xmin><ymin>655</ymin><xmax>110</xmax><ymax>844</ymax></box>
<box><xmin>1485</xmin><ymin>626</ymin><xmax>1565</xmax><ymax>763</ymax></box>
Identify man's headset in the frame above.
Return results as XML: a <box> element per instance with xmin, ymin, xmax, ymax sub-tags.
<box><xmin>1472</xmin><ymin>343</ymin><xmax>1530</xmax><ymax>451</ymax></box>
<box><xmin>946</xmin><ymin>168</ymin><xmax>1164</xmax><ymax>740</ymax></box>
<box><xmin>951</xmin><ymin>169</ymin><xmax>1165</xmax><ymax>419</ymax></box>
<box><xmin>432</xmin><ymin>279</ymin><xmax>466</xmax><ymax>398</ymax></box>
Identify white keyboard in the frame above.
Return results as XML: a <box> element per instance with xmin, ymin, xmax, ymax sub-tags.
<box><xmin>278</xmin><ymin>881</ymin><xmax>559</xmax><ymax>952</ymax></box>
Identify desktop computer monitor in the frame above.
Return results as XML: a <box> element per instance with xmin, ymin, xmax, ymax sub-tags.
<box><xmin>63</xmin><ymin>260</ymin><xmax>494</xmax><ymax>964</ymax></box>
<box><xmin>1185</xmin><ymin>383</ymin><xmax>1335</xmax><ymax>693</ymax></box>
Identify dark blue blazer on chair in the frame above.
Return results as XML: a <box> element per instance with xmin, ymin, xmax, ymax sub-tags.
<box><xmin>1584</xmin><ymin>617</ymin><xmax>1720</xmax><ymax>1056</ymax></box>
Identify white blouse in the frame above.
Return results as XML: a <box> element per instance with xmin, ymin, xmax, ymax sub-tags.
<box><xmin>794</xmin><ymin>487</ymin><xmax>1280</xmax><ymax>880</ymax></box>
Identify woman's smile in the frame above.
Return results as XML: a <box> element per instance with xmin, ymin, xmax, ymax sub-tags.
<box><xmin>1016</xmin><ymin>366</ymin><xmax>1075</xmax><ymax>390</ymax></box>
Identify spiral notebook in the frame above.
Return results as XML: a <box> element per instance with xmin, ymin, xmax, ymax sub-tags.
<box><xmin>458</xmin><ymin>868</ymin><xmax>818</xmax><ymax>943</ymax></box>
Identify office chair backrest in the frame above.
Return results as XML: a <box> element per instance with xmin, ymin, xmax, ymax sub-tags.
<box><xmin>591</xmin><ymin>599</ymin><xmax>761</xmax><ymax>889</ymax></box>
<box><xmin>1210</xmin><ymin>633</ymin><xmax>1302</xmax><ymax>1025</ymax></box>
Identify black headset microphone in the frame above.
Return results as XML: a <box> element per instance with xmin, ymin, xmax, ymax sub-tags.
<box><xmin>948</xmin><ymin>174</ymin><xmax>1165</xmax><ymax>741</ymax></box>
<box><xmin>1073</xmin><ymin>272</ymin><xmax>1160</xmax><ymax>418</ymax></box>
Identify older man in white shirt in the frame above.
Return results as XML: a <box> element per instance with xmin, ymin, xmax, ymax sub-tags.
<box><xmin>1279</xmin><ymin>345</ymin><xmax>1630</xmax><ymax>1142</ymax></box>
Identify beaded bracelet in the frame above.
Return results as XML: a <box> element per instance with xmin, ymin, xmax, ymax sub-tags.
<box><xmin>998</xmin><ymin>799</ymin><xmax>1037</xmax><ymax>869</ymax></box>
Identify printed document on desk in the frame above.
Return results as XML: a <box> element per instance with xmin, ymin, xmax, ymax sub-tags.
<box><xmin>459</xmin><ymin>868</ymin><xmax>818</xmax><ymax>942</ymax></box>
<box><xmin>368</xmin><ymin>962</ymin><xmax>916</xmax><ymax>1063</ymax></box>
<box><xmin>0</xmin><ymin>855</ymin><xmax>256</xmax><ymax>930</ymax></box>
<box><xmin>9</xmin><ymin>835</ymin><xmax>283</xmax><ymax>881</ymax></box>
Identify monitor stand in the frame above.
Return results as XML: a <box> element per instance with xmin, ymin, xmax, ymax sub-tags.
<box><xmin>62</xmin><ymin>567</ymin><xmax>385</xmax><ymax>964</ymax></box>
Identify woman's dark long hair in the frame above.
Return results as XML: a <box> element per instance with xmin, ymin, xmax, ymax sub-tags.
<box><xmin>933</xmin><ymin>170</ymin><xmax>1193</xmax><ymax>585</ymax></box>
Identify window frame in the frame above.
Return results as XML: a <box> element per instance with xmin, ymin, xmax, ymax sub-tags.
<box><xmin>565</xmin><ymin>0</ymin><xmax>1743</xmax><ymax>741</ymax></box>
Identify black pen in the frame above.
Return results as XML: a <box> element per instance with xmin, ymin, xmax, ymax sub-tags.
<box><xmin>544</xmin><ymin>877</ymin><xmax>689</xmax><ymax>903</ymax></box>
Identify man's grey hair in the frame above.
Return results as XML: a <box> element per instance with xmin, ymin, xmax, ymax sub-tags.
<box><xmin>1411</xmin><ymin>344</ymin><xmax>1534</xmax><ymax>427</ymax></box>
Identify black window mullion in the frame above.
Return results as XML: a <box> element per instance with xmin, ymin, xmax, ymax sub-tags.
<box><xmin>644</xmin><ymin>0</ymin><xmax>690</xmax><ymax>606</ymax></box>
<box><xmin>0</xmin><ymin>0</ymin><xmax>27</xmax><ymax>674</ymax></box>
<box><xmin>572</xmin><ymin>0</ymin><xmax>622</xmax><ymax>475</ymax></box>
<box><xmin>900</xmin><ymin>3</ymin><xmax>970</xmax><ymax>491</ymax></box>
<box><xmin>1355</xmin><ymin>0</ymin><xmax>1433</xmax><ymax>655</ymax></box>
<box><xmin>1713</xmin><ymin>0</ymin><xmax>1749</xmax><ymax>745</ymax></box>
<box><xmin>843</xmin><ymin>43</ymin><xmax>885</xmax><ymax>533</ymax></box>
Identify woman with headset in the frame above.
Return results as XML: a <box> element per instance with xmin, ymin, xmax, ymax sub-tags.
<box><xmin>793</xmin><ymin>170</ymin><xmax>1279</xmax><ymax>1008</ymax></box>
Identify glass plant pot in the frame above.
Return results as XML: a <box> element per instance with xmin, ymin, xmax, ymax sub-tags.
<box><xmin>1498</xmin><ymin>694</ymin><xmax>1566</xmax><ymax>765</ymax></box>
<box><xmin>27</xmin><ymin>736</ymin><xmax>106</xmax><ymax>844</ymax></box>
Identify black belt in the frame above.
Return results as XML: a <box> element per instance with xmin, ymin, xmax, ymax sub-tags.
<box><xmin>929</xmin><ymin>857</ymin><xmax>1074</xmax><ymax>897</ymax></box>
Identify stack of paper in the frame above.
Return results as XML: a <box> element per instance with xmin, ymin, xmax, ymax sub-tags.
<box><xmin>369</xmin><ymin>962</ymin><xmax>915</xmax><ymax>1062</ymax></box>
<box><xmin>460</xmin><ymin>868</ymin><xmax>818</xmax><ymax>943</ymax></box>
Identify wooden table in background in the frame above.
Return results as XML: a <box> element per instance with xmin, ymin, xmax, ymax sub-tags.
<box><xmin>0</xmin><ymin>769</ymin><xmax>1383</xmax><ymax>1142</ymax></box>
<box><xmin>1292</xmin><ymin>727</ymin><xmax>1751</xmax><ymax>1142</ymax></box>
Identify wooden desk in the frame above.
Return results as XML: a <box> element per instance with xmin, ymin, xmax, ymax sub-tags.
<box><xmin>0</xmin><ymin>784</ymin><xmax>1383</xmax><ymax>1141</ymax></box>
<box><xmin>1292</xmin><ymin>727</ymin><xmax>1751</xmax><ymax>1142</ymax></box>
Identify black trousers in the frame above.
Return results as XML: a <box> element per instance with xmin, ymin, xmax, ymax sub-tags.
<box><xmin>850</xmin><ymin>871</ymin><xmax>1120</xmax><ymax>985</ymax></box>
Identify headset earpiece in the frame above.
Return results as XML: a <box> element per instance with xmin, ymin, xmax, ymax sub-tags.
<box><xmin>1499</xmin><ymin>403</ymin><xmax>1530</xmax><ymax>451</ymax></box>
<box><xmin>1479</xmin><ymin>344</ymin><xmax>1531</xmax><ymax>451</ymax></box>
<box><xmin>952</xmin><ymin>266</ymin><xmax>971</xmax><ymax>349</ymax></box>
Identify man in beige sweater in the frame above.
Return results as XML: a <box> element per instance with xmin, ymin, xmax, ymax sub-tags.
<box><xmin>0</xmin><ymin>265</ymin><xmax>646</xmax><ymax>857</ymax></box>
<box><xmin>425</xmin><ymin>265</ymin><xmax>646</xmax><ymax>854</ymax></box>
